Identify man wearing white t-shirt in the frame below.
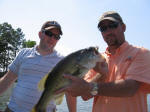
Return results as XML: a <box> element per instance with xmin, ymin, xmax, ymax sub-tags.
<box><xmin>0</xmin><ymin>21</ymin><xmax>76</xmax><ymax>112</ymax></box>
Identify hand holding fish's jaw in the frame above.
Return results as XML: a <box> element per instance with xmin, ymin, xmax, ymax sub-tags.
<box><xmin>93</xmin><ymin>61</ymin><xmax>108</xmax><ymax>77</ymax></box>
<box><xmin>55</xmin><ymin>75</ymin><xmax>92</xmax><ymax>97</ymax></box>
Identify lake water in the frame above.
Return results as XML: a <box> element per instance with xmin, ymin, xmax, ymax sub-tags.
<box><xmin>0</xmin><ymin>85</ymin><xmax>150</xmax><ymax>112</ymax></box>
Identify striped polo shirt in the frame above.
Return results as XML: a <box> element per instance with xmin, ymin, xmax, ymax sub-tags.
<box><xmin>8</xmin><ymin>47</ymin><xmax>63</xmax><ymax>112</ymax></box>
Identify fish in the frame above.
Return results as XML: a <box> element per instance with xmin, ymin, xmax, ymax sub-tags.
<box><xmin>31</xmin><ymin>46</ymin><xmax>105</xmax><ymax>112</ymax></box>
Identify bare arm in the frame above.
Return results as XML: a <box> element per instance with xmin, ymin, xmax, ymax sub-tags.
<box><xmin>91</xmin><ymin>61</ymin><xmax>141</xmax><ymax>97</ymax></box>
<box><xmin>65</xmin><ymin>92</ymin><xmax>77</xmax><ymax>112</ymax></box>
<box><xmin>87</xmin><ymin>78</ymin><xmax>141</xmax><ymax>97</ymax></box>
<box><xmin>81</xmin><ymin>79</ymin><xmax>140</xmax><ymax>101</ymax></box>
<box><xmin>0</xmin><ymin>70</ymin><xmax>17</xmax><ymax>95</ymax></box>
<box><xmin>56</xmin><ymin>60</ymin><xmax>140</xmax><ymax>97</ymax></box>
<box><xmin>56</xmin><ymin>75</ymin><xmax>141</xmax><ymax>97</ymax></box>
<box><xmin>97</xmin><ymin>79</ymin><xmax>141</xmax><ymax>97</ymax></box>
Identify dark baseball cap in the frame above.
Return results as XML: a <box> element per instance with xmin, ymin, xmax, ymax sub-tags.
<box><xmin>41</xmin><ymin>21</ymin><xmax>63</xmax><ymax>35</ymax></box>
<box><xmin>98</xmin><ymin>11</ymin><xmax>124</xmax><ymax>27</ymax></box>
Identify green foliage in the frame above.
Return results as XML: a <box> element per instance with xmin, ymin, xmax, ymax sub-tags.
<box><xmin>0</xmin><ymin>22</ymin><xmax>25</xmax><ymax>73</ymax></box>
<box><xmin>23</xmin><ymin>40</ymin><xmax>36</xmax><ymax>48</ymax></box>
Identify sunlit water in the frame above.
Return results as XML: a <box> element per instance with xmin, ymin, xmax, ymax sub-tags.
<box><xmin>0</xmin><ymin>84</ymin><xmax>149</xmax><ymax>112</ymax></box>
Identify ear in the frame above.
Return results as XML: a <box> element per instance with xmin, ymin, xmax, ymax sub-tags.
<box><xmin>122</xmin><ymin>23</ymin><xmax>126</xmax><ymax>32</ymax></box>
<box><xmin>39</xmin><ymin>31</ymin><xmax>43</xmax><ymax>39</ymax></box>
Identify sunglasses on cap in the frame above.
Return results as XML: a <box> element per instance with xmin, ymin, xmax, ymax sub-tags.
<box><xmin>98</xmin><ymin>22</ymin><xmax>119</xmax><ymax>32</ymax></box>
<box><xmin>42</xmin><ymin>30</ymin><xmax>61</xmax><ymax>40</ymax></box>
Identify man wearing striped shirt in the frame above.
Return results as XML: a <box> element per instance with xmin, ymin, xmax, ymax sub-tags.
<box><xmin>0</xmin><ymin>21</ymin><xmax>76</xmax><ymax>112</ymax></box>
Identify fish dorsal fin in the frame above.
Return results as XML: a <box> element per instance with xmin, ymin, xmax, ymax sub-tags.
<box><xmin>54</xmin><ymin>93</ymin><xmax>65</xmax><ymax>105</ymax></box>
<box><xmin>38</xmin><ymin>74</ymin><xmax>49</xmax><ymax>91</ymax></box>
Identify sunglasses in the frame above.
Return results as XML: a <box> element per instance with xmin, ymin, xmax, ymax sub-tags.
<box><xmin>98</xmin><ymin>22</ymin><xmax>119</xmax><ymax>32</ymax></box>
<box><xmin>43</xmin><ymin>30</ymin><xmax>61</xmax><ymax>40</ymax></box>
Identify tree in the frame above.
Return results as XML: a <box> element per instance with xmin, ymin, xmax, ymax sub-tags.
<box><xmin>22</xmin><ymin>40</ymin><xmax>36</xmax><ymax>48</ymax></box>
<box><xmin>0</xmin><ymin>22</ymin><xmax>25</xmax><ymax>74</ymax></box>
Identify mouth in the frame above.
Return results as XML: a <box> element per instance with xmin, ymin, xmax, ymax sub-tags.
<box><xmin>105</xmin><ymin>33</ymin><xmax>116</xmax><ymax>39</ymax></box>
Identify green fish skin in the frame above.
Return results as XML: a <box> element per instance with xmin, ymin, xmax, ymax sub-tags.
<box><xmin>31</xmin><ymin>47</ymin><xmax>105</xmax><ymax>112</ymax></box>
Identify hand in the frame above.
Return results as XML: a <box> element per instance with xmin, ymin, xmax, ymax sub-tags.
<box><xmin>81</xmin><ymin>94</ymin><xmax>93</xmax><ymax>101</ymax></box>
<box><xmin>93</xmin><ymin>61</ymin><xmax>108</xmax><ymax>80</ymax></box>
<box><xmin>55</xmin><ymin>75</ymin><xmax>92</xmax><ymax>97</ymax></box>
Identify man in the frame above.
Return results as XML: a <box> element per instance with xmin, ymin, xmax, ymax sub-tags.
<box><xmin>0</xmin><ymin>21</ymin><xmax>76</xmax><ymax>112</ymax></box>
<box><xmin>56</xmin><ymin>11</ymin><xmax>150</xmax><ymax>112</ymax></box>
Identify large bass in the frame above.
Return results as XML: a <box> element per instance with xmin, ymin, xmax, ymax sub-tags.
<box><xmin>31</xmin><ymin>47</ymin><xmax>105</xmax><ymax>112</ymax></box>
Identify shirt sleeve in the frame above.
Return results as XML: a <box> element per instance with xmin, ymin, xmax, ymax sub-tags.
<box><xmin>126</xmin><ymin>48</ymin><xmax>150</xmax><ymax>93</ymax></box>
<box><xmin>8</xmin><ymin>49</ymin><xmax>26</xmax><ymax>75</ymax></box>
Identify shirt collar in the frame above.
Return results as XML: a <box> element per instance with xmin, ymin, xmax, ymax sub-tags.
<box><xmin>33</xmin><ymin>46</ymin><xmax>57</xmax><ymax>57</ymax></box>
<box><xmin>105</xmin><ymin>41</ymin><xmax>129</xmax><ymax>57</ymax></box>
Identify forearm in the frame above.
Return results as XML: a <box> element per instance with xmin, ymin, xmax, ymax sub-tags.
<box><xmin>0</xmin><ymin>70</ymin><xmax>17</xmax><ymax>95</ymax></box>
<box><xmin>97</xmin><ymin>79</ymin><xmax>141</xmax><ymax>97</ymax></box>
<box><xmin>65</xmin><ymin>92</ymin><xmax>77</xmax><ymax>112</ymax></box>
<box><xmin>55</xmin><ymin>76</ymin><xmax>141</xmax><ymax>99</ymax></box>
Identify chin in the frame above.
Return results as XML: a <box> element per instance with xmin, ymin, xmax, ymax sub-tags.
<box><xmin>107</xmin><ymin>43</ymin><xmax>115</xmax><ymax>46</ymax></box>
<box><xmin>48</xmin><ymin>45</ymin><xmax>55</xmax><ymax>50</ymax></box>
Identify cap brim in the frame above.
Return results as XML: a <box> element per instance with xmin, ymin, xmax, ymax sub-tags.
<box><xmin>44</xmin><ymin>26</ymin><xmax>63</xmax><ymax>35</ymax></box>
<box><xmin>99</xmin><ymin>17</ymin><xmax>119</xmax><ymax>24</ymax></box>
<box><xmin>98</xmin><ymin>17</ymin><xmax>119</xmax><ymax>27</ymax></box>
<box><xmin>44</xmin><ymin>26</ymin><xmax>58</xmax><ymax>30</ymax></box>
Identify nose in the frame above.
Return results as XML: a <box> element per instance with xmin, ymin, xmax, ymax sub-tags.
<box><xmin>47</xmin><ymin>36</ymin><xmax>58</xmax><ymax>45</ymax></box>
<box><xmin>50</xmin><ymin>36</ymin><xmax>58</xmax><ymax>41</ymax></box>
<box><xmin>102</xmin><ymin>28</ymin><xmax>113</xmax><ymax>36</ymax></box>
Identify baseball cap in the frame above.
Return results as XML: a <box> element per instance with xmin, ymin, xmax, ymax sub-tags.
<box><xmin>41</xmin><ymin>21</ymin><xmax>63</xmax><ymax>35</ymax></box>
<box><xmin>98</xmin><ymin>11</ymin><xmax>124</xmax><ymax>27</ymax></box>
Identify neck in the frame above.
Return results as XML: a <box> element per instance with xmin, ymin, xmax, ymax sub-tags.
<box><xmin>108</xmin><ymin>44</ymin><xmax>121</xmax><ymax>55</ymax></box>
<box><xmin>36</xmin><ymin>45</ymin><xmax>53</xmax><ymax>56</ymax></box>
<box><xmin>108</xmin><ymin>46</ymin><xmax>117</xmax><ymax>55</ymax></box>
<box><xmin>108</xmin><ymin>41</ymin><xmax>125</xmax><ymax>55</ymax></box>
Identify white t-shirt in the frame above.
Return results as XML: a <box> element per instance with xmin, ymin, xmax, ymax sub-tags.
<box><xmin>8</xmin><ymin>47</ymin><xmax>63</xmax><ymax>112</ymax></box>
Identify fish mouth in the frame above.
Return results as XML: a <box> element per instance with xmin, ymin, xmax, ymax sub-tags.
<box><xmin>97</xmin><ymin>54</ymin><xmax>105</xmax><ymax>64</ymax></box>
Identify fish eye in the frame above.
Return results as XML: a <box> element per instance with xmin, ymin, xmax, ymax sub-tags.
<box><xmin>94</xmin><ymin>50</ymin><xmax>99</xmax><ymax>55</ymax></box>
<box><xmin>95</xmin><ymin>46</ymin><xmax>99</xmax><ymax>51</ymax></box>
<box><xmin>87</xmin><ymin>47</ymin><xmax>99</xmax><ymax>55</ymax></box>
<box><xmin>90</xmin><ymin>47</ymin><xmax>99</xmax><ymax>55</ymax></box>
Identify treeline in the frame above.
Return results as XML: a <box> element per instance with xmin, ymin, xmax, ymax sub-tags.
<box><xmin>0</xmin><ymin>22</ymin><xmax>36</xmax><ymax>77</ymax></box>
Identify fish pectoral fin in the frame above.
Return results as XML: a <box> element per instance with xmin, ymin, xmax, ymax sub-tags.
<box><xmin>38</xmin><ymin>74</ymin><xmax>49</xmax><ymax>91</ymax></box>
<box><xmin>54</xmin><ymin>93</ymin><xmax>65</xmax><ymax>105</ymax></box>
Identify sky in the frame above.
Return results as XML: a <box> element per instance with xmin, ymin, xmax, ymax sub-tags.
<box><xmin>0</xmin><ymin>0</ymin><xmax>150</xmax><ymax>56</ymax></box>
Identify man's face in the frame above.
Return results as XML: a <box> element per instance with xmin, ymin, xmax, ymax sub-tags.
<box><xmin>40</xmin><ymin>28</ymin><xmax>61</xmax><ymax>51</ymax></box>
<box><xmin>99</xmin><ymin>20</ymin><xmax>125</xmax><ymax>47</ymax></box>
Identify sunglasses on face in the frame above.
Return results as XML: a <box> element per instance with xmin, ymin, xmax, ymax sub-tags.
<box><xmin>98</xmin><ymin>22</ymin><xmax>119</xmax><ymax>32</ymax></box>
<box><xmin>43</xmin><ymin>30</ymin><xmax>61</xmax><ymax>40</ymax></box>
